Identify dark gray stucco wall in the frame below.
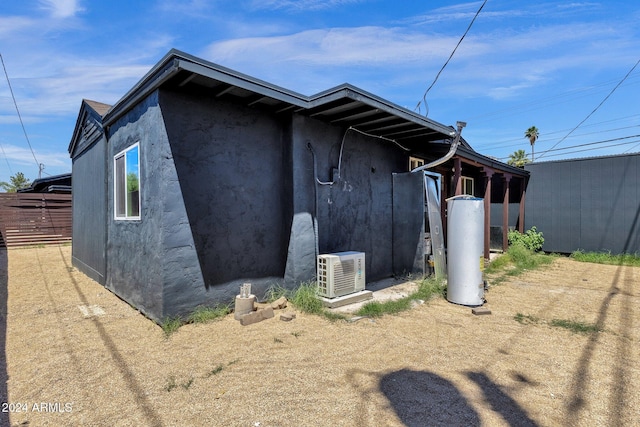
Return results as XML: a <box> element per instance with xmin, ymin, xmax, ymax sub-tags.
<box><xmin>290</xmin><ymin>116</ymin><xmax>408</xmax><ymax>282</ymax></box>
<box><xmin>106</xmin><ymin>91</ymin><xmax>169</xmax><ymax>321</ymax></box>
<box><xmin>525</xmin><ymin>154</ymin><xmax>640</xmax><ymax>254</ymax></box>
<box><xmin>71</xmin><ymin>136</ymin><xmax>107</xmax><ymax>284</ymax></box>
<box><xmin>160</xmin><ymin>89</ymin><xmax>288</xmax><ymax>312</ymax></box>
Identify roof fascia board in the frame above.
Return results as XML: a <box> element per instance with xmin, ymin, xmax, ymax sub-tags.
<box><xmin>310</xmin><ymin>84</ymin><xmax>455</xmax><ymax>138</ymax></box>
<box><xmin>455</xmin><ymin>145</ymin><xmax>529</xmax><ymax>176</ymax></box>
<box><xmin>68</xmin><ymin>100</ymin><xmax>105</xmax><ymax>156</ymax></box>
<box><xmin>103</xmin><ymin>55</ymin><xmax>181</xmax><ymax>127</ymax></box>
<box><xmin>175</xmin><ymin>59</ymin><xmax>309</xmax><ymax>108</ymax></box>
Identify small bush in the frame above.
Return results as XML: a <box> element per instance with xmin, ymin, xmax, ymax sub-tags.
<box><xmin>508</xmin><ymin>226</ymin><xmax>544</xmax><ymax>252</ymax></box>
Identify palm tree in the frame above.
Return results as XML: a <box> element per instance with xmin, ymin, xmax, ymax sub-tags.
<box><xmin>525</xmin><ymin>126</ymin><xmax>539</xmax><ymax>161</ymax></box>
<box><xmin>507</xmin><ymin>149</ymin><xmax>531</xmax><ymax>167</ymax></box>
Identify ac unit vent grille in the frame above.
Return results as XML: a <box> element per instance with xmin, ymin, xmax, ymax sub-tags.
<box><xmin>317</xmin><ymin>252</ymin><xmax>365</xmax><ymax>298</ymax></box>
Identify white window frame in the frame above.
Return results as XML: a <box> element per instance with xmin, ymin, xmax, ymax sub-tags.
<box><xmin>462</xmin><ymin>176</ymin><xmax>474</xmax><ymax>196</ymax></box>
<box><xmin>114</xmin><ymin>142</ymin><xmax>141</xmax><ymax>220</ymax></box>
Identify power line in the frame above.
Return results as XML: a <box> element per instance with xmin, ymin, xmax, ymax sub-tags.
<box><xmin>498</xmin><ymin>134</ymin><xmax>640</xmax><ymax>160</ymax></box>
<box><xmin>532</xmin><ymin>139</ymin><xmax>640</xmax><ymax>160</ymax></box>
<box><xmin>0</xmin><ymin>53</ymin><xmax>41</xmax><ymax>169</ymax></box>
<box><xmin>0</xmin><ymin>141</ymin><xmax>14</xmax><ymax>176</ymax></box>
<box><xmin>414</xmin><ymin>0</ymin><xmax>488</xmax><ymax>116</ymax></box>
<box><xmin>480</xmin><ymin>123</ymin><xmax>640</xmax><ymax>153</ymax></box>
<box><xmin>536</xmin><ymin>57</ymin><xmax>640</xmax><ymax>161</ymax></box>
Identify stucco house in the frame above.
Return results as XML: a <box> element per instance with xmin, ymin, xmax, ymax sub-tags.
<box><xmin>68</xmin><ymin>49</ymin><xmax>526</xmax><ymax>321</ymax></box>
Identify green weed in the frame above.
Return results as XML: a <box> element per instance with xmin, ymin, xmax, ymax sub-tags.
<box><xmin>181</xmin><ymin>377</ymin><xmax>194</xmax><ymax>390</ymax></box>
<box><xmin>550</xmin><ymin>318</ymin><xmax>602</xmax><ymax>334</ymax></box>
<box><xmin>165</xmin><ymin>376</ymin><xmax>177</xmax><ymax>392</ymax></box>
<box><xmin>570</xmin><ymin>250</ymin><xmax>640</xmax><ymax>267</ymax></box>
<box><xmin>355</xmin><ymin>276</ymin><xmax>446</xmax><ymax>318</ymax></box>
<box><xmin>205</xmin><ymin>365</ymin><xmax>225</xmax><ymax>378</ymax></box>
<box><xmin>485</xmin><ymin>244</ymin><xmax>556</xmax><ymax>285</ymax></box>
<box><xmin>290</xmin><ymin>282</ymin><xmax>324</xmax><ymax>314</ymax></box>
<box><xmin>187</xmin><ymin>304</ymin><xmax>231</xmax><ymax>324</ymax></box>
<box><xmin>161</xmin><ymin>316</ymin><xmax>183</xmax><ymax>338</ymax></box>
<box><xmin>514</xmin><ymin>313</ymin><xmax>540</xmax><ymax>324</ymax></box>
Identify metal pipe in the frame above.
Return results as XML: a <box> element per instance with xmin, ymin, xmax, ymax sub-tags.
<box><xmin>411</xmin><ymin>121</ymin><xmax>466</xmax><ymax>172</ymax></box>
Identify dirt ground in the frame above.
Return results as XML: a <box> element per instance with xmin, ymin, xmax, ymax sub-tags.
<box><xmin>0</xmin><ymin>246</ymin><xmax>638</xmax><ymax>427</ymax></box>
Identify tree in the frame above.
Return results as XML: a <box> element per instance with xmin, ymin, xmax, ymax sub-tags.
<box><xmin>0</xmin><ymin>172</ymin><xmax>31</xmax><ymax>192</ymax></box>
<box><xmin>525</xmin><ymin>126</ymin><xmax>539</xmax><ymax>161</ymax></box>
<box><xmin>507</xmin><ymin>149</ymin><xmax>531</xmax><ymax>167</ymax></box>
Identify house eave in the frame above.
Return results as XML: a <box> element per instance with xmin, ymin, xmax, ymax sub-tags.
<box><xmin>100</xmin><ymin>49</ymin><xmax>457</xmax><ymax>144</ymax></box>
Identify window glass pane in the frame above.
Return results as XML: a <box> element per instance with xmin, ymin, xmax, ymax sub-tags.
<box><xmin>125</xmin><ymin>146</ymin><xmax>140</xmax><ymax>217</ymax></box>
<box><xmin>115</xmin><ymin>155</ymin><xmax>126</xmax><ymax>217</ymax></box>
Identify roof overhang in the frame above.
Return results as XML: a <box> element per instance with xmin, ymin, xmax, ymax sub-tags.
<box><xmin>102</xmin><ymin>49</ymin><xmax>457</xmax><ymax>145</ymax></box>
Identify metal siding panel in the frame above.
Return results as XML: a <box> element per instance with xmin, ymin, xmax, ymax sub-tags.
<box><xmin>392</xmin><ymin>172</ymin><xmax>424</xmax><ymax>275</ymax></box>
<box><xmin>71</xmin><ymin>136</ymin><xmax>107</xmax><ymax>283</ymax></box>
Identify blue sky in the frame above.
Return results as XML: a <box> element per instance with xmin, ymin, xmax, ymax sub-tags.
<box><xmin>0</xmin><ymin>0</ymin><xmax>639</xmax><ymax>185</ymax></box>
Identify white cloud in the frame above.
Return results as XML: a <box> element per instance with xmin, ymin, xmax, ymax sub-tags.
<box><xmin>39</xmin><ymin>0</ymin><xmax>84</xmax><ymax>19</ymax></box>
<box><xmin>249</xmin><ymin>0</ymin><xmax>365</xmax><ymax>11</ymax></box>
<box><xmin>0</xmin><ymin>142</ymin><xmax>68</xmax><ymax>169</ymax></box>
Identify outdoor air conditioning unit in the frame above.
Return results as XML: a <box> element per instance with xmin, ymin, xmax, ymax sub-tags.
<box><xmin>317</xmin><ymin>251</ymin><xmax>366</xmax><ymax>298</ymax></box>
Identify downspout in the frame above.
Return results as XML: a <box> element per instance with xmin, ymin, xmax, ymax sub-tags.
<box><xmin>411</xmin><ymin>121</ymin><xmax>466</xmax><ymax>173</ymax></box>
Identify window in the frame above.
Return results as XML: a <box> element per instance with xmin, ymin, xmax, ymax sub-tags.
<box><xmin>409</xmin><ymin>156</ymin><xmax>425</xmax><ymax>171</ymax></box>
<box><xmin>114</xmin><ymin>143</ymin><xmax>140</xmax><ymax>219</ymax></box>
<box><xmin>462</xmin><ymin>176</ymin><xmax>474</xmax><ymax>196</ymax></box>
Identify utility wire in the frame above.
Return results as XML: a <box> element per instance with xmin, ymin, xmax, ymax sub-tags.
<box><xmin>498</xmin><ymin>134</ymin><xmax>640</xmax><ymax>160</ymax></box>
<box><xmin>536</xmin><ymin>57</ymin><xmax>640</xmax><ymax>160</ymax></box>
<box><xmin>0</xmin><ymin>141</ymin><xmax>14</xmax><ymax>176</ymax></box>
<box><xmin>481</xmin><ymin>124</ymin><xmax>640</xmax><ymax>153</ymax></box>
<box><xmin>415</xmin><ymin>0</ymin><xmax>488</xmax><ymax>116</ymax></box>
<box><xmin>0</xmin><ymin>53</ymin><xmax>40</xmax><ymax>168</ymax></box>
<box><xmin>532</xmin><ymin>139</ymin><xmax>640</xmax><ymax>160</ymax></box>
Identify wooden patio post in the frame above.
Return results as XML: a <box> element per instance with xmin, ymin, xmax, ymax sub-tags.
<box><xmin>519</xmin><ymin>177</ymin><xmax>527</xmax><ymax>233</ymax></box>
<box><xmin>502</xmin><ymin>174</ymin><xmax>512</xmax><ymax>251</ymax></box>
<box><xmin>453</xmin><ymin>157</ymin><xmax>462</xmax><ymax>196</ymax></box>
<box><xmin>483</xmin><ymin>167</ymin><xmax>494</xmax><ymax>260</ymax></box>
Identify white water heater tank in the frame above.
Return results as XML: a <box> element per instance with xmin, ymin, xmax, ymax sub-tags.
<box><xmin>447</xmin><ymin>196</ymin><xmax>485</xmax><ymax>306</ymax></box>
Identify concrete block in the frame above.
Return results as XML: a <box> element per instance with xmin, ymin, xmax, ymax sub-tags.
<box><xmin>254</xmin><ymin>302</ymin><xmax>269</xmax><ymax>310</ymax></box>
<box><xmin>271</xmin><ymin>296</ymin><xmax>288</xmax><ymax>310</ymax></box>
<box><xmin>472</xmin><ymin>307</ymin><xmax>492</xmax><ymax>315</ymax></box>
<box><xmin>320</xmin><ymin>290</ymin><xmax>373</xmax><ymax>308</ymax></box>
<box><xmin>240</xmin><ymin>306</ymin><xmax>275</xmax><ymax>326</ymax></box>
<box><xmin>280</xmin><ymin>312</ymin><xmax>296</xmax><ymax>322</ymax></box>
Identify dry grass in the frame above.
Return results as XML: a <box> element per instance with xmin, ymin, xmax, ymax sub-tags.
<box><xmin>1</xmin><ymin>246</ymin><xmax>639</xmax><ymax>426</ymax></box>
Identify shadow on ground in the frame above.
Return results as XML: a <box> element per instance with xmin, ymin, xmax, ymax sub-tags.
<box><xmin>380</xmin><ymin>369</ymin><xmax>539</xmax><ymax>427</ymax></box>
<box><xmin>380</xmin><ymin>369</ymin><xmax>480</xmax><ymax>427</ymax></box>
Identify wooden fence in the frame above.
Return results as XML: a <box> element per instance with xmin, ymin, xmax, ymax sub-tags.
<box><xmin>0</xmin><ymin>193</ymin><xmax>72</xmax><ymax>248</ymax></box>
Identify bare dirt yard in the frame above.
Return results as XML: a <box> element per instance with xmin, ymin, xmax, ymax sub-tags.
<box><xmin>0</xmin><ymin>245</ymin><xmax>638</xmax><ymax>426</ymax></box>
